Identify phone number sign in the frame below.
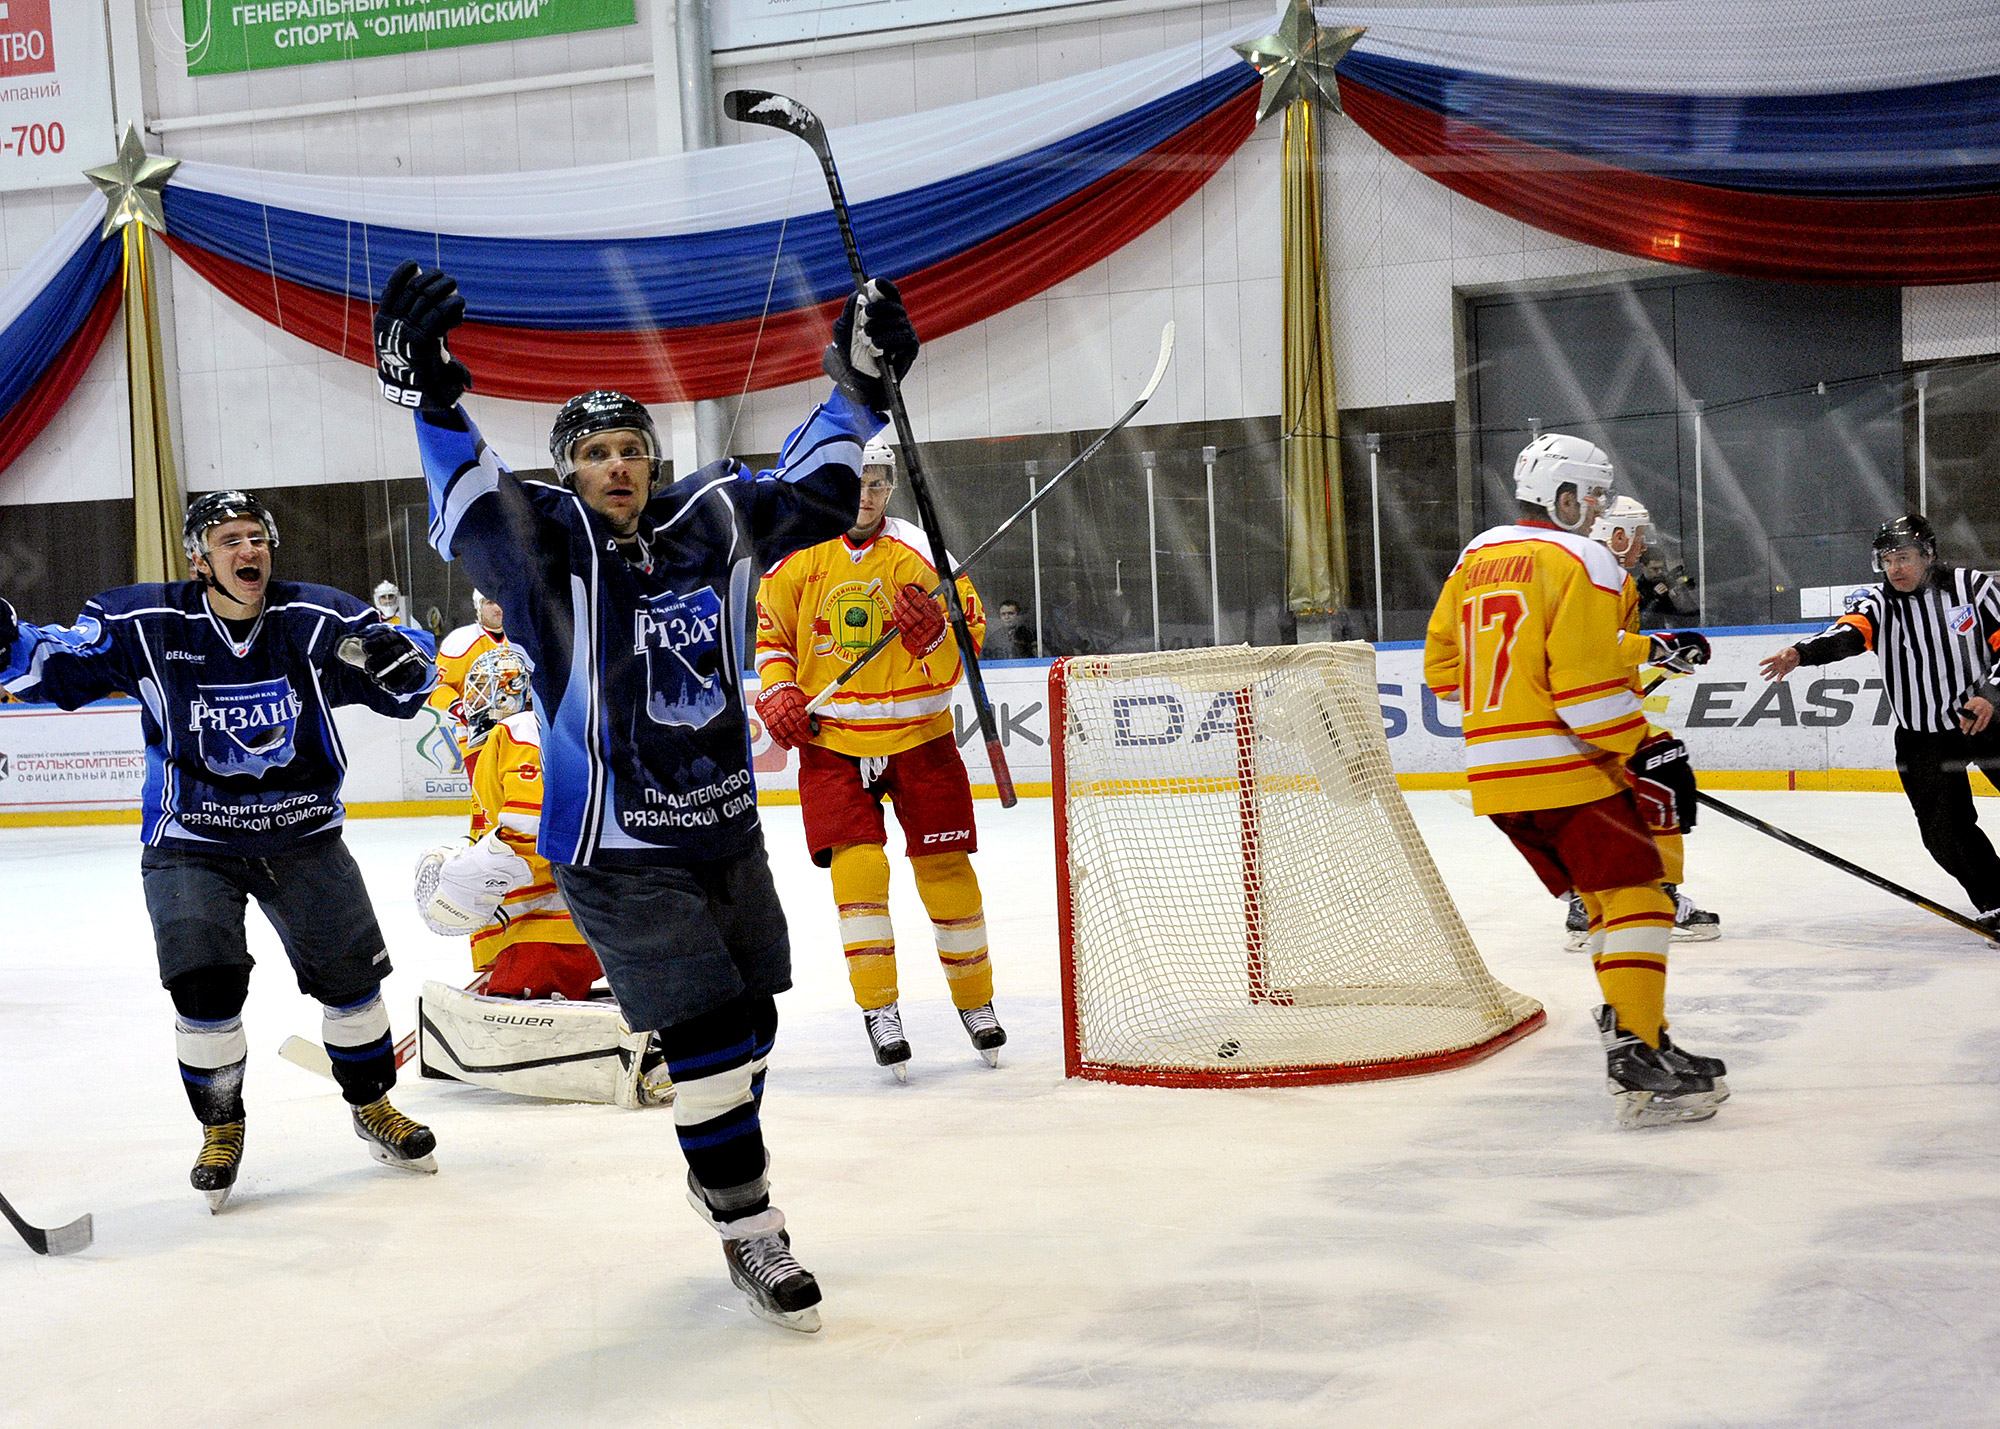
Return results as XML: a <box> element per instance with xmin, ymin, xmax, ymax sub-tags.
<box><xmin>186</xmin><ymin>0</ymin><xmax>637</xmax><ymax>75</ymax></box>
<box><xmin>0</xmin><ymin>0</ymin><xmax>116</xmax><ymax>192</ymax></box>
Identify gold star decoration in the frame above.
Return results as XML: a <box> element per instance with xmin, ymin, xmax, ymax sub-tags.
<box><xmin>84</xmin><ymin>123</ymin><xmax>181</xmax><ymax>241</ymax></box>
<box><xmin>1232</xmin><ymin>0</ymin><xmax>1366</xmax><ymax>126</ymax></box>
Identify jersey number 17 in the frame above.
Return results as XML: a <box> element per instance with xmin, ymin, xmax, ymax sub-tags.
<box><xmin>1458</xmin><ymin>591</ymin><xmax>1527</xmax><ymax>713</ymax></box>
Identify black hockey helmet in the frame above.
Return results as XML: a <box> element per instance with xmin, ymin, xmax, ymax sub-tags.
<box><xmin>1872</xmin><ymin>513</ymin><xmax>1937</xmax><ymax>571</ymax></box>
<box><xmin>549</xmin><ymin>390</ymin><xmax>661</xmax><ymax>485</ymax></box>
<box><xmin>183</xmin><ymin>490</ymin><xmax>279</xmax><ymax>562</ymax></box>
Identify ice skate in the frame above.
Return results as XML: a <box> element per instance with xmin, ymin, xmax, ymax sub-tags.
<box><xmin>1562</xmin><ymin>892</ymin><xmax>1590</xmax><ymax>950</ymax></box>
<box><xmin>1596</xmin><ymin>1006</ymin><xmax>1728</xmax><ymax>1127</ymax></box>
<box><xmin>1657</xmin><ymin>1027</ymin><xmax>1727</xmax><ymax>1084</ymax></box>
<box><xmin>191</xmin><ymin>1121</ymin><xmax>245</xmax><ymax>1213</ymax></box>
<box><xmin>863</xmin><ymin>1001</ymin><xmax>911</xmax><ymax>1082</ymax></box>
<box><xmin>722</xmin><ymin>1215</ymin><xmax>823</xmax><ymax>1333</ymax></box>
<box><xmin>958</xmin><ymin>1001</ymin><xmax>1006</xmax><ymax>1067</ymax></box>
<box><xmin>351</xmin><ymin>1096</ymin><xmax>438</xmax><ymax>1173</ymax></box>
<box><xmin>1665</xmin><ymin>883</ymin><xmax>1721</xmax><ymax>941</ymax></box>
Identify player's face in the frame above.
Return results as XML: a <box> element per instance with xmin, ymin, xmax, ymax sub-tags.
<box><xmin>477</xmin><ymin>595</ymin><xmax>503</xmax><ymax>633</ymax></box>
<box><xmin>999</xmin><ymin>604</ymin><xmax>1020</xmax><ymax>627</ymax></box>
<box><xmin>373</xmin><ymin>591</ymin><xmax>399</xmax><ymax>617</ymax></box>
<box><xmin>1608</xmin><ymin>527</ymin><xmax>1646</xmax><ymax>569</ymax></box>
<box><xmin>1880</xmin><ymin>544</ymin><xmax>1930</xmax><ymax>592</ymax></box>
<box><xmin>570</xmin><ymin>428</ymin><xmax>653</xmax><ymax>536</ymax></box>
<box><xmin>196</xmin><ymin>517</ymin><xmax>272</xmax><ymax>609</ymax></box>
<box><xmin>851</xmin><ymin>467</ymin><xmax>894</xmax><ymax>538</ymax></box>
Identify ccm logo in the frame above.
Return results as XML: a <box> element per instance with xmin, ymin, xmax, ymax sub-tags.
<box><xmin>920</xmin><ymin>830</ymin><xmax>971</xmax><ymax>845</ymax></box>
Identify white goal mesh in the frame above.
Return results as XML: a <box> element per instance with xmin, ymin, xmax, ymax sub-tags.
<box><xmin>1052</xmin><ymin>642</ymin><xmax>1543</xmax><ymax>1086</ymax></box>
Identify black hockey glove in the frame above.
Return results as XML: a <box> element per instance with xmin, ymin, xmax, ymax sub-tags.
<box><xmin>823</xmin><ymin>278</ymin><xmax>919</xmax><ymax>411</ymax></box>
<box><xmin>1628</xmin><ymin>733</ymin><xmax>1697</xmax><ymax>835</ymax></box>
<box><xmin>0</xmin><ymin>596</ymin><xmax>15</xmax><ymax>652</ymax></box>
<box><xmin>338</xmin><ymin>623</ymin><xmax>433</xmax><ymax>696</ymax></box>
<box><xmin>375</xmin><ymin>260</ymin><xmax>471</xmax><ymax>411</ymax></box>
<box><xmin>1646</xmin><ymin>630</ymin><xmax>1710</xmax><ymax>673</ymax></box>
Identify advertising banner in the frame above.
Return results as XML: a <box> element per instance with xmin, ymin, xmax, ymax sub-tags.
<box><xmin>0</xmin><ymin>700</ymin><xmax>146</xmax><ymax>810</ymax></box>
<box><xmin>186</xmin><ymin>0</ymin><xmax>637</xmax><ymax>76</ymax></box>
<box><xmin>0</xmin><ymin>0</ymin><xmax>117</xmax><ymax>192</ymax></box>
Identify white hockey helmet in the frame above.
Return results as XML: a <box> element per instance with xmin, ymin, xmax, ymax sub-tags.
<box><xmin>462</xmin><ymin>645</ymin><xmax>530</xmax><ymax>745</ymax></box>
<box><xmin>860</xmin><ymin>436</ymin><xmax>896</xmax><ymax>478</ymax></box>
<box><xmin>1589</xmin><ymin>495</ymin><xmax>1653</xmax><ymax>547</ymax></box>
<box><xmin>1513</xmin><ymin>434</ymin><xmax>1615</xmax><ymax>523</ymax></box>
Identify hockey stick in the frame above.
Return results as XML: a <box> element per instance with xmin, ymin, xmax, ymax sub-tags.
<box><xmin>0</xmin><ymin>1190</ymin><xmax>92</xmax><ymax>1257</ymax></box>
<box><xmin>280</xmin><ymin>972</ymin><xmax>490</xmax><ymax>1080</ymax></box>
<box><xmin>803</xmin><ymin>321</ymin><xmax>1176</xmax><ymax>718</ymax></box>
<box><xmin>724</xmin><ymin>88</ymin><xmax>1017</xmax><ymax>807</ymax></box>
<box><xmin>1696</xmin><ymin>791</ymin><xmax>2000</xmax><ymax>944</ymax></box>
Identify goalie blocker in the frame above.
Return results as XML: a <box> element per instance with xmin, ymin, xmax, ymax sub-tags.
<box><xmin>417</xmin><ymin>981</ymin><xmax>674</xmax><ymax>1109</ymax></box>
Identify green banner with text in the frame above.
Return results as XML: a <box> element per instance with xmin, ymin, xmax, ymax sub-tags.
<box><xmin>186</xmin><ymin>0</ymin><xmax>636</xmax><ymax>75</ymax></box>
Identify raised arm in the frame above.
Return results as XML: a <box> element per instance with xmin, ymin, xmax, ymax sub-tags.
<box><xmin>0</xmin><ymin>598</ymin><xmax>133</xmax><ymax>710</ymax></box>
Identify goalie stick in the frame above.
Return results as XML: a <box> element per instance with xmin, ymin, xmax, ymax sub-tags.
<box><xmin>279</xmin><ymin>972</ymin><xmax>490</xmax><ymax>1081</ymax></box>
<box><xmin>803</xmin><ymin>321</ymin><xmax>1176</xmax><ymax>718</ymax></box>
<box><xmin>724</xmin><ymin>87</ymin><xmax>1017</xmax><ymax>807</ymax></box>
<box><xmin>0</xmin><ymin>1190</ymin><xmax>92</xmax><ymax>1257</ymax></box>
<box><xmin>1697</xmin><ymin>791</ymin><xmax>2000</xmax><ymax>944</ymax></box>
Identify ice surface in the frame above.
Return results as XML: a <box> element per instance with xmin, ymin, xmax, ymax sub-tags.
<box><xmin>5</xmin><ymin>793</ymin><xmax>2000</xmax><ymax>1427</ymax></box>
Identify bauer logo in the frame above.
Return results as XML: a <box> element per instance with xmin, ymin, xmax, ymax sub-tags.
<box><xmin>0</xmin><ymin>0</ymin><xmax>53</xmax><ymax>79</ymax></box>
<box><xmin>187</xmin><ymin>678</ymin><xmax>302</xmax><ymax>779</ymax></box>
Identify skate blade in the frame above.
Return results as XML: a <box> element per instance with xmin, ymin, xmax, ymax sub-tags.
<box><xmin>1671</xmin><ymin>926</ymin><xmax>1722</xmax><ymax>942</ymax></box>
<box><xmin>979</xmin><ymin>1048</ymin><xmax>1000</xmax><ymax>1068</ymax></box>
<box><xmin>1563</xmin><ymin>932</ymin><xmax>1591</xmax><ymax>951</ymax></box>
<box><xmin>364</xmin><ymin>1143</ymin><xmax>438</xmax><ymax>1175</ymax></box>
<box><xmin>204</xmin><ymin>1187</ymin><xmax>233</xmax><ymax>1214</ymax></box>
<box><xmin>889</xmin><ymin>1062</ymin><xmax>909</xmax><ymax>1083</ymax></box>
<box><xmin>746</xmin><ymin>1299</ymin><xmax>822</xmax><ymax>1333</ymax></box>
<box><xmin>1613</xmin><ymin>1087</ymin><xmax>1729</xmax><ymax>1128</ymax></box>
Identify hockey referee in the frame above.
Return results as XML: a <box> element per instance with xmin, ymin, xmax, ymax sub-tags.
<box><xmin>1760</xmin><ymin>514</ymin><xmax>2000</xmax><ymax>926</ymax></box>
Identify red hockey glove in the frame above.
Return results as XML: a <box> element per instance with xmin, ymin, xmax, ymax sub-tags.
<box><xmin>756</xmin><ymin>681</ymin><xmax>812</xmax><ymax>749</ymax></box>
<box><xmin>893</xmin><ymin>582</ymin><xmax>947</xmax><ymax>658</ymax></box>
<box><xmin>1628</xmin><ymin>733</ymin><xmax>1697</xmax><ymax>835</ymax></box>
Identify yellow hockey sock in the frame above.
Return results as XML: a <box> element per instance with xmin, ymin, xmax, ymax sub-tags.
<box><xmin>911</xmin><ymin>851</ymin><xmax>993</xmax><ymax>1012</ymax></box>
<box><xmin>1582</xmin><ymin>883</ymin><xmax>1674</xmax><ymax>1046</ymax></box>
<box><xmin>830</xmin><ymin>842</ymin><xmax>898</xmax><ymax>1012</ymax></box>
<box><xmin>1656</xmin><ymin>831</ymin><xmax>1686</xmax><ymax>886</ymax></box>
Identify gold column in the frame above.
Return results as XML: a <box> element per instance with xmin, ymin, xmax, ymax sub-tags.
<box><xmin>1281</xmin><ymin>94</ymin><xmax>1345</xmax><ymax>619</ymax></box>
<box><xmin>85</xmin><ymin>125</ymin><xmax>183</xmax><ymax>584</ymax></box>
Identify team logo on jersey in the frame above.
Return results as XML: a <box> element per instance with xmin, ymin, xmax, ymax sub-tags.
<box><xmin>814</xmin><ymin>579</ymin><xmax>887</xmax><ymax>663</ymax></box>
<box><xmin>187</xmin><ymin>677</ymin><xmax>302</xmax><ymax>779</ymax></box>
<box><xmin>635</xmin><ymin>587</ymin><xmax>727</xmax><ymax>728</ymax></box>
<box><xmin>1950</xmin><ymin>602</ymin><xmax>1978</xmax><ymax>635</ymax></box>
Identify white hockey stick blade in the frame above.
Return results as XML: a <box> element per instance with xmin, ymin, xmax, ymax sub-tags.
<box><xmin>1136</xmin><ymin>320</ymin><xmax>1174</xmax><ymax>406</ymax></box>
<box><xmin>278</xmin><ymin>1035</ymin><xmax>335</xmax><ymax>1080</ymax></box>
<box><xmin>0</xmin><ymin>1191</ymin><xmax>92</xmax><ymax>1256</ymax></box>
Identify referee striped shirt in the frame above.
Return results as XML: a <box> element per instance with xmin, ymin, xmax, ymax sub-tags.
<box><xmin>1804</xmin><ymin>566</ymin><xmax>2000</xmax><ymax>732</ymax></box>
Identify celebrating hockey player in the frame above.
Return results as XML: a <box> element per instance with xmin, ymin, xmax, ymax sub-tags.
<box><xmin>0</xmin><ymin>491</ymin><xmax>442</xmax><ymax>1209</ymax></box>
<box><xmin>378</xmin><ymin>258</ymin><xmax>914</xmax><ymax>1331</ymax></box>
<box><xmin>427</xmin><ymin>588</ymin><xmax>509</xmax><ymax>768</ymax></box>
<box><xmin>754</xmin><ymin>436</ymin><xmax>1006</xmax><ymax>1081</ymax></box>
<box><xmin>1560</xmin><ymin>496</ymin><xmax>1720</xmax><ymax>947</ymax></box>
<box><xmin>1424</xmin><ymin>435</ymin><xmax>1727</xmax><ymax>1126</ymax></box>
<box><xmin>1760</xmin><ymin>514</ymin><xmax>2000</xmax><ymax>927</ymax></box>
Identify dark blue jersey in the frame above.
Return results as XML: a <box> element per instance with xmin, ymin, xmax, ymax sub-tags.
<box><xmin>414</xmin><ymin>388</ymin><xmax>872</xmax><ymax>866</ymax></box>
<box><xmin>0</xmin><ymin>581</ymin><xmax>436</xmax><ymax>854</ymax></box>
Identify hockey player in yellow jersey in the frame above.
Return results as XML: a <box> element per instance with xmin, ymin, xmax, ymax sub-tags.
<box><xmin>427</xmin><ymin>590</ymin><xmax>508</xmax><ymax>771</ymax></box>
<box><xmin>1424</xmin><ymin>433</ymin><xmax>1727</xmax><ymax>1126</ymax></box>
<box><xmin>754</xmin><ymin>437</ymin><xmax>1005</xmax><ymax>1080</ymax></box>
<box><xmin>415</xmin><ymin>646</ymin><xmax>601</xmax><ymax>1001</ymax></box>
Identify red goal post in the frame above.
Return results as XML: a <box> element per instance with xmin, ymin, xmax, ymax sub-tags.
<box><xmin>1050</xmin><ymin>643</ymin><xmax>1544</xmax><ymax>1088</ymax></box>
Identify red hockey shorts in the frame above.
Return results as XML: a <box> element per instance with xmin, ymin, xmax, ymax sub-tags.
<box><xmin>1489</xmin><ymin>789</ymin><xmax>1664</xmax><ymax>897</ymax></box>
<box><xmin>483</xmin><ymin>941</ymin><xmax>603</xmax><ymax>1002</ymax></box>
<box><xmin>798</xmin><ymin>731</ymin><xmax>978</xmax><ymax>868</ymax></box>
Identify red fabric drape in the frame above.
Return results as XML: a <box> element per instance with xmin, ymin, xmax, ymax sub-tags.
<box><xmin>165</xmin><ymin>88</ymin><xmax>1258</xmax><ymax>404</ymax></box>
<box><xmin>0</xmin><ymin>278</ymin><xmax>122</xmax><ymax>477</ymax></box>
<box><xmin>1341</xmin><ymin>79</ymin><xmax>2000</xmax><ymax>285</ymax></box>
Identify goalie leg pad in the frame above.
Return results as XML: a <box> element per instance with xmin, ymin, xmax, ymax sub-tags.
<box><xmin>418</xmin><ymin>981</ymin><xmax>653</xmax><ymax>1107</ymax></box>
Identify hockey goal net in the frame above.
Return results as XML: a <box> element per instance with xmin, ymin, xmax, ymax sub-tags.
<box><xmin>1051</xmin><ymin>642</ymin><xmax>1543</xmax><ymax>1087</ymax></box>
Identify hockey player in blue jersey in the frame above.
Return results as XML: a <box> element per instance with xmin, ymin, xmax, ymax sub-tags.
<box><xmin>377</xmin><ymin>259</ymin><xmax>917</xmax><ymax>1332</ymax></box>
<box><xmin>0</xmin><ymin>490</ymin><xmax>442</xmax><ymax>1210</ymax></box>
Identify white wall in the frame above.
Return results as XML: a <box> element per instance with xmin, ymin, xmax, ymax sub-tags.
<box><xmin>0</xmin><ymin>2</ymin><xmax>1995</xmax><ymax>507</ymax></box>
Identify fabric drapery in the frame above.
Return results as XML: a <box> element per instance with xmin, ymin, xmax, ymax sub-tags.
<box><xmin>1282</xmin><ymin>96</ymin><xmax>1344</xmax><ymax>619</ymax></box>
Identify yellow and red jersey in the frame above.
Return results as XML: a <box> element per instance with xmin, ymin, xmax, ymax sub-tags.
<box><xmin>755</xmin><ymin>516</ymin><xmax>985</xmax><ymax>758</ymax></box>
<box><xmin>1423</xmin><ymin>521</ymin><xmax>1648</xmax><ymax>816</ymax></box>
<box><xmin>467</xmin><ymin>711</ymin><xmax>588</xmax><ymax>970</ymax></box>
<box><xmin>427</xmin><ymin>622</ymin><xmax>507</xmax><ymax>757</ymax></box>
